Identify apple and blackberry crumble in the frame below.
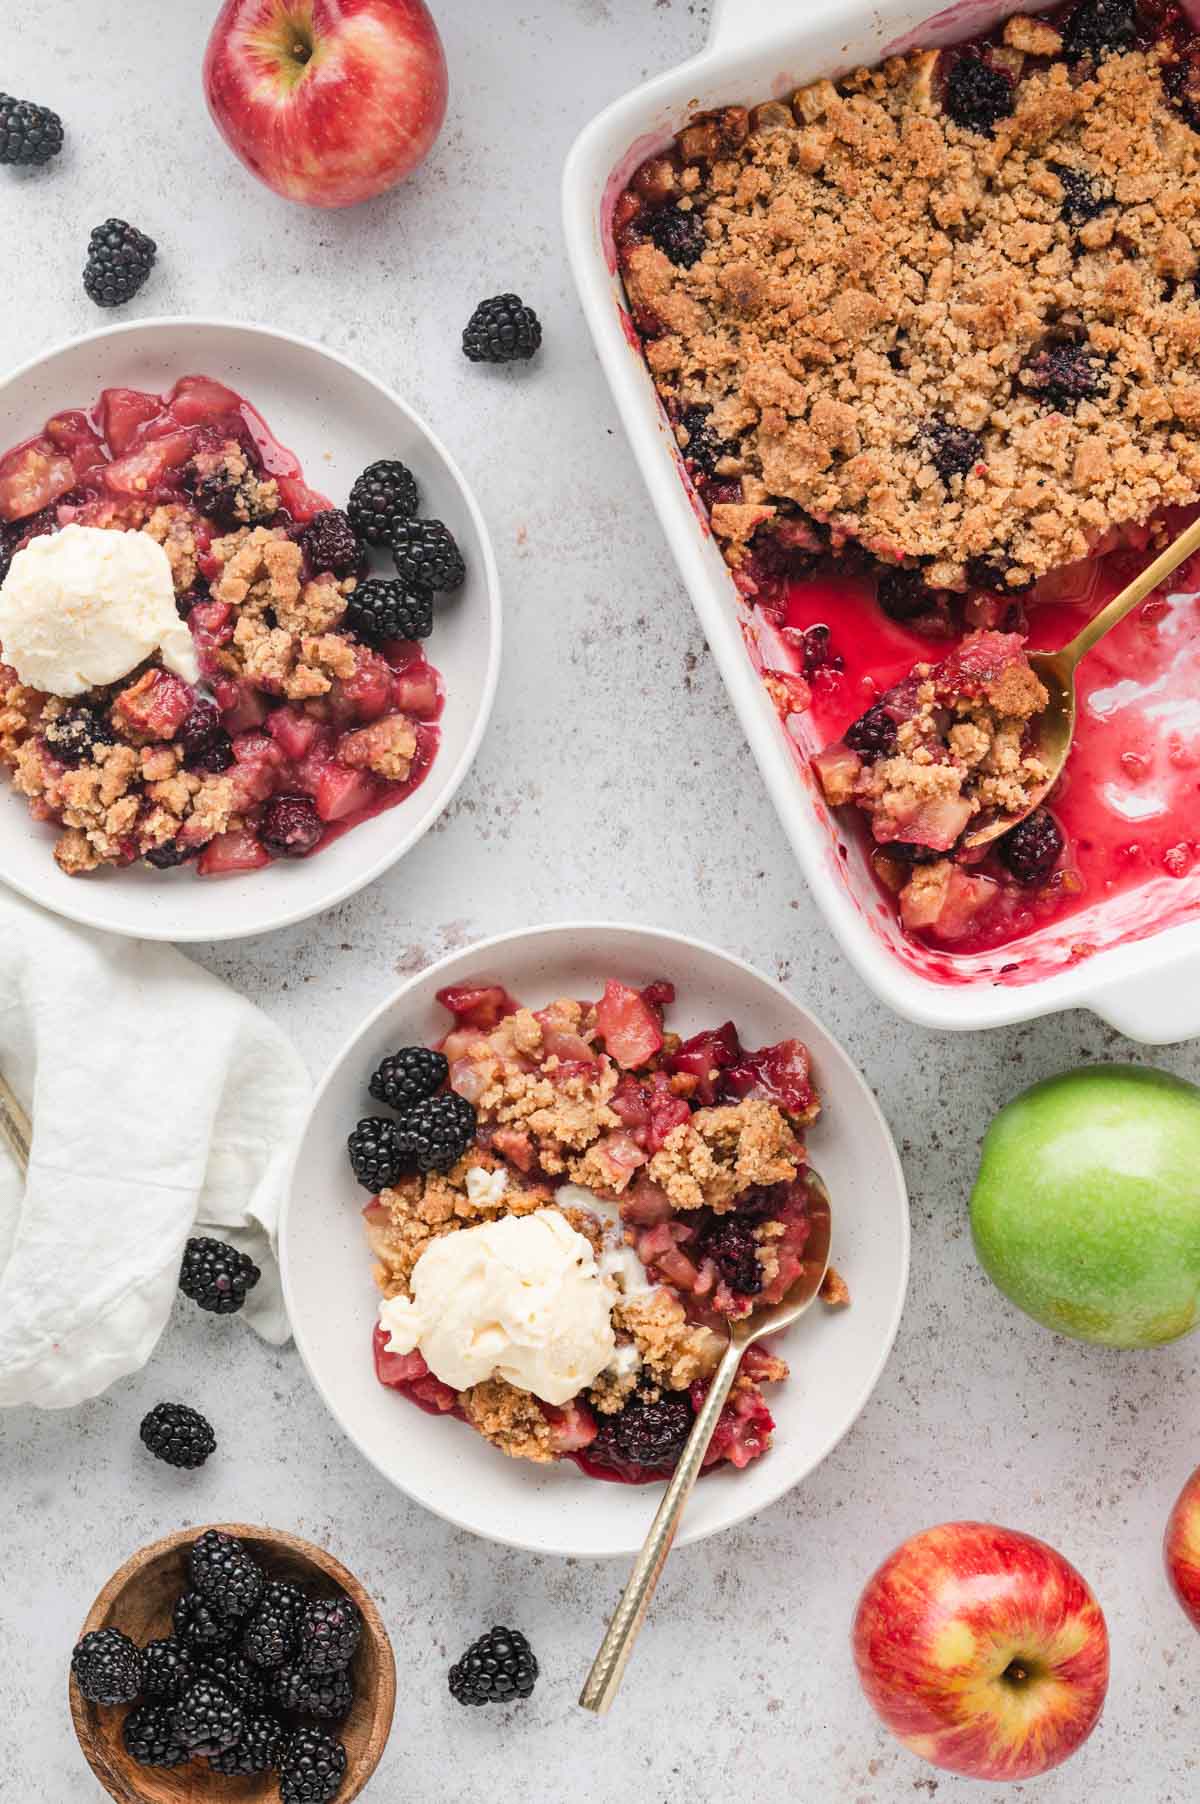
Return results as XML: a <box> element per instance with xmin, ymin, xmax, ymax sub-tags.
<box><xmin>351</xmin><ymin>979</ymin><xmax>846</xmax><ymax>1483</ymax></box>
<box><xmin>0</xmin><ymin>376</ymin><xmax>459</xmax><ymax>877</ymax></box>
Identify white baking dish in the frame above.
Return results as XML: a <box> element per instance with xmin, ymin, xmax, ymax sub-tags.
<box><xmin>563</xmin><ymin>0</ymin><xmax>1200</xmax><ymax>1043</ymax></box>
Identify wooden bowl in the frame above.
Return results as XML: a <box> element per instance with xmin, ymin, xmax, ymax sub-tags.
<box><xmin>69</xmin><ymin>1524</ymin><xmax>396</xmax><ymax>1803</ymax></box>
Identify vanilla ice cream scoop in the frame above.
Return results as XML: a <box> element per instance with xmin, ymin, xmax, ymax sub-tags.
<box><xmin>378</xmin><ymin>1208</ymin><xmax>617</xmax><ymax>1406</ymax></box>
<box><xmin>0</xmin><ymin>524</ymin><xmax>198</xmax><ymax>696</ymax></box>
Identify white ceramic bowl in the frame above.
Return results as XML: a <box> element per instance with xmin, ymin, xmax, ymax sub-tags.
<box><xmin>280</xmin><ymin>922</ymin><xmax>909</xmax><ymax>1559</ymax></box>
<box><xmin>562</xmin><ymin>0</ymin><xmax>1200</xmax><ymax>1043</ymax></box>
<box><xmin>0</xmin><ymin>318</ymin><xmax>500</xmax><ymax>942</ymax></box>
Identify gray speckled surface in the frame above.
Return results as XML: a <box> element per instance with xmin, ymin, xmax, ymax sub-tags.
<box><xmin>2</xmin><ymin>2</ymin><xmax>1200</xmax><ymax>1798</ymax></box>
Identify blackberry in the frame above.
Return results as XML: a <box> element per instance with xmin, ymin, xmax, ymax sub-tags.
<box><xmin>678</xmin><ymin>404</ymin><xmax>734</xmax><ymax>477</ymax></box>
<box><xmin>0</xmin><ymin>93</ymin><xmax>64</xmax><ymax>165</ymax></box>
<box><xmin>1023</xmin><ymin>343</ymin><xmax>1108</xmax><ymax>408</ymax></box>
<box><xmin>1049</xmin><ymin>161</ymin><xmax>1114</xmax><ymax>225</ymax></box>
<box><xmin>647</xmin><ymin>205</ymin><xmax>707</xmax><ymax>268</ymax></box>
<box><xmin>844</xmin><ymin>704</ymin><xmax>899</xmax><ymax>761</ymax></box>
<box><xmin>347</xmin><ymin>1116</ymin><xmax>407</xmax><ymax>1191</ymax></box>
<box><xmin>279</xmin><ymin>1728</ymin><xmax>347</xmax><ymax>1804</ymax></box>
<box><xmin>197</xmin><ymin>1647</ymin><xmax>267</xmax><ymax>1711</ymax></box>
<box><xmin>83</xmin><ymin>218</ymin><xmax>156</xmax><ymax>309</ymax></box>
<box><xmin>301</xmin><ymin>508</ymin><xmax>362</xmax><ymax>579</ymax></box>
<box><xmin>122</xmin><ymin>1703</ymin><xmax>189</xmax><ymax>1769</ymax></box>
<box><xmin>998</xmin><ymin>808</ymin><xmax>1064</xmax><ymax>886</ymax></box>
<box><xmin>70</xmin><ymin>1628</ymin><xmax>143</xmax><ymax>1706</ymax></box>
<box><xmin>295</xmin><ymin>1594</ymin><xmax>362</xmax><ymax>1675</ymax></box>
<box><xmin>179</xmin><ymin>1235</ymin><xmax>261</xmax><ymax>1315</ymax></box>
<box><xmin>140</xmin><ymin>1638</ymin><xmax>194</xmax><ymax>1703</ymax></box>
<box><xmin>877</xmin><ymin>566</ymin><xmax>935</xmax><ymax>623</ymax></box>
<box><xmin>272</xmin><ymin>1662</ymin><xmax>354</xmax><ymax>1721</ymax></box>
<box><xmin>448</xmin><ymin>1627</ymin><xmax>539</xmax><ymax>1706</ymax></box>
<box><xmin>462</xmin><ymin>293</ymin><xmax>543</xmax><ymax>364</ymax></box>
<box><xmin>172</xmin><ymin>1678</ymin><xmax>244</xmax><ymax>1758</ymax></box>
<box><xmin>209</xmin><ymin>1713</ymin><xmax>286</xmax><ymax>1777</ymax></box>
<box><xmin>177</xmin><ymin>699</ymin><xmax>233</xmax><ymax>773</ymax></box>
<box><xmin>396</xmin><ymin>1091</ymin><xmax>477</xmax><ymax>1174</ymax></box>
<box><xmin>173</xmin><ymin>1592</ymin><xmax>236</xmax><ymax>1652</ymax></box>
<box><xmin>701</xmin><ymin>1216</ymin><xmax>763</xmax><ymax>1294</ymax></box>
<box><xmin>925</xmin><ymin>417</ymin><xmax>983</xmax><ymax>483</ymax></box>
<box><xmin>944</xmin><ymin>54</ymin><xmax>1013</xmax><ymax>135</ymax></box>
<box><xmin>347</xmin><ymin>459</ymin><xmax>419</xmax><ymax>544</ymax></box>
<box><xmin>1061</xmin><ymin>0</ymin><xmax>1137</xmax><ymax>61</ymax></box>
<box><xmin>140</xmin><ymin>1402</ymin><xmax>216</xmax><ymax>1470</ymax></box>
<box><xmin>390</xmin><ymin>518</ymin><xmax>466</xmax><ymax>592</ymax></box>
<box><xmin>190</xmin><ymin>1530</ymin><xmax>265</xmax><ymax>1621</ymax></box>
<box><xmin>369</xmin><ymin>1045</ymin><xmax>448</xmax><ymax>1112</ymax></box>
<box><xmin>592</xmin><ymin>1392</ymin><xmax>693</xmax><ymax>1472</ymax></box>
<box><xmin>144</xmin><ymin>840</ymin><xmax>195</xmax><ymax>870</ymax></box>
<box><xmin>242</xmin><ymin>1581</ymin><xmax>305</xmax><ymax>1669</ymax></box>
<box><xmin>343</xmin><ymin>577</ymin><xmax>433</xmax><ymax>646</ymax></box>
<box><xmin>43</xmin><ymin>704</ymin><xmax>114</xmax><ymax>767</ymax></box>
<box><xmin>260</xmin><ymin>793</ymin><xmax>324</xmax><ymax>859</ymax></box>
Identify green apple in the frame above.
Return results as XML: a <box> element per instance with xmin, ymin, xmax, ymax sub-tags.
<box><xmin>970</xmin><ymin>1065</ymin><xmax>1200</xmax><ymax>1347</ymax></box>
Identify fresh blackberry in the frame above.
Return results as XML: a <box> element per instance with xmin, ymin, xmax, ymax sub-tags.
<box><xmin>179</xmin><ymin>1235</ymin><xmax>262</xmax><ymax>1315</ymax></box>
<box><xmin>701</xmin><ymin>1216</ymin><xmax>763</xmax><ymax>1294</ymax></box>
<box><xmin>369</xmin><ymin>1045</ymin><xmax>448</xmax><ymax>1112</ymax></box>
<box><xmin>209</xmin><ymin>1713</ymin><xmax>286</xmax><ymax>1777</ymax></box>
<box><xmin>678</xmin><ymin>404</ymin><xmax>734</xmax><ymax>477</ymax></box>
<box><xmin>1049</xmin><ymin>161</ymin><xmax>1114</xmax><ymax>225</ymax></box>
<box><xmin>347</xmin><ymin>460</ymin><xmax>419</xmax><ymax>544</ymax></box>
<box><xmin>448</xmin><ymin>1627</ymin><xmax>539</xmax><ymax>1706</ymax></box>
<box><xmin>1023</xmin><ymin>343</ymin><xmax>1108</xmax><ymax>408</ymax></box>
<box><xmin>197</xmin><ymin>1647</ymin><xmax>267</xmax><ymax>1711</ymax></box>
<box><xmin>260</xmin><ymin>793</ymin><xmax>324</xmax><ymax>859</ymax></box>
<box><xmin>190</xmin><ymin>1530</ymin><xmax>265</xmax><ymax>1621</ymax></box>
<box><xmin>172</xmin><ymin>1678</ymin><xmax>244</xmax><ymax>1758</ymax></box>
<box><xmin>844</xmin><ymin>704</ymin><xmax>899</xmax><ymax>761</ymax></box>
<box><xmin>301</xmin><ymin>508</ymin><xmax>363</xmax><ymax>580</ymax></box>
<box><xmin>141</xmin><ymin>1638</ymin><xmax>194</xmax><ymax>1703</ymax></box>
<box><xmin>396</xmin><ymin>1091</ymin><xmax>477</xmax><ymax>1174</ymax></box>
<box><xmin>347</xmin><ymin>1116</ymin><xmax>407</xmax><ymax>1191</ymax></box>
<box><xmin>295</xmin><ymin>1595</ymin><xmax>362</xmax><ymax>1675</ymax></box>
<box><xmin>140</xmin><ymin>1402</ymin><xmax>216</xmax><ymax>1469</ymax></box>
<box><xmin>877</xmin><ymin>566</ymin><xmax>935</xmax><ymax>623</ymax></box>
<box><xmin>998</xmin><ymin>809</ymin><xmax>1064</xmax><ymax>886</ymax></box>
<box><xmin>462</xmin><ymin>293</ymin><xmax>543</xmax><ymax>364</ymax></box>
<box><xmin>43</xmin><ymin>704</ymin><xmax>114</xmax><ymax>767</ymax></box>
<box><xmin>242</xmin><ymin>1581</ymin><xmax>305</xmax><ymax>1669</ymax></box>
<box><xmin>177</xmin><ymin>699</ymin><xmax>233</xmax><ymax>773</ymax></box>
<box><xmin>122</xmin><ymin>1703</ymin><xmax>189</xmax><ymax>1769</ymax></box>
<box><xmin>647</xmin><ymin>205</ymin><xmax>707</xmax><ymax>268</ymax></box>
<box><xmin>944</xmin><ymin>54</ymin><xmax>1014</xmax><ymax>136</ymax></box>
<box><xmin>273</xmin><ymin>1662</ymin><xmax>354</xmax><ymax>1721</ymax></box>
<box><xmin>1061</xmin><ymin>0</ymin><xmax>1137</xmax><ymax>61</ymax></box>
<box><xmin>390</xmin><ymin>518</ymin><xmax>466</xmax><ymax>592</ymax></box>
<box><xmin>592</xmin><ymin>1393</ymin><xmax>693</xmax><ymax>1472</ymax></box>
<box><xmin>0</xmin><ymin>93</ymin><xmax>64</xmax><ymax>165</ymax></box>
<box><xmin>83</xmin><ymin>218</ymin><xmax>156</xmax><ymax>308</ymax></box>
<box><xmin>343</xmin><ymin>577</ymin><xmax>433</xmax><ymax>645</ymax></box>
<box><xmin>173</xmin><ymin>1592</ymin><xmax>237</xmax><ymax>1652</ymax></box>
<box><xmin>279</xmin><ymin>1728</ymin><xmax>347</xmax><ymax>1804</ymax></box>
<box><xmin>925</xmin><ymin>417</ymin><xmax>983</xmax><ymax>484</ymax></box>
<box><xmin>144</xmin><ymin>840</ymin><xmax>195</xmax><ymax>870</ymax></box>
<box><xmin>70</xmin><ymin>1628</ymin><xmax>143</xmax><ymax>1705</ymax></box>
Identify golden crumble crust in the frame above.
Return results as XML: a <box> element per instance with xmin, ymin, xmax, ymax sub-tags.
<box><xmin>615</xmin><ymin>1291</ymin><xmax>728</xmax><ymax>1388</ymax></box>
<box><xmin>143</xmin><ymin>506</ymin><xmax>198</xmax><ymax>595</ymax></box>
<box><xmin>647</xmin><ymin>1097</ymin><xmax>805</xmax><ymax>1212</ymax></box>
<box><xmin>338</xmin><ymin>714</ymin><xmax>417</xmax><ymax>782</ymax></box>
<box><xmin>460</xmin><ymin>1378</ymin><xmax>557</xmax><ymax>1462</ymax></box>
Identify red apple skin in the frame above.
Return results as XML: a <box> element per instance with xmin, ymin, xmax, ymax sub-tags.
<box><xmin>852</xmin><ymin>1522</ymin><xmax>1109</xmax><ymax>1782</ymax></box>
<box><xmin>1164</xmin><ymin>1464</ymin><xmax>1200</xmax><ymax>1630</ymax></box>
<box><xmin>203</xmin><ymin>0</ymin><xmax>448</xmax><ymax>209</ymax></box>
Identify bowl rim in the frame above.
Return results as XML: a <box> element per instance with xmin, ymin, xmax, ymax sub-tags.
<box><xmin>0</xmin><ymin>315</ymin><xmax>502</xmax><ymax>943</ymax></box>
<box><xmin>279</xmin><ymin>919</ymin><xmax>911</xmax><ymax>1558</ymax></box>
<box><xmin>68</xmin><ymin>1520</ymin><xmax>397</xmax><ymax>1804</ymax></box>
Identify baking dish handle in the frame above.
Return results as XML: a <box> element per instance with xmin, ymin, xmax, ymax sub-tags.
<box><xmin>1087</xmin><ymin>961</ymin><xmax>1200</xmax><ymax>1045</ymax></box>
<box><xmin>708</xmin><ymin>0</ymin><xmax>789</xmax><ymax>53</ymax></box>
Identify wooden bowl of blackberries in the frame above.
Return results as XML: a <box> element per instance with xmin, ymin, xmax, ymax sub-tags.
<box><xmin>69</xmin><ymin>1525</ymin><xmax>395</xmax><ymax>1804</ymax></box>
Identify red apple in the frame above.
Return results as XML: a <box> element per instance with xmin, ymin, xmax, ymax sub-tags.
<box><xmin>852</xmin><ymin>1522</ymin><xmax>1109</xmax><ymax>1782</ymax></box>
<box><xmin>1164</xmin><ymin>1464</ymin><xmax>1200</xmax><ymax>1629</ymax></box>
<box><xmin>203</xmin><ymin>0</ymin><xmax>448</xmax><ymax>209</ymax></box>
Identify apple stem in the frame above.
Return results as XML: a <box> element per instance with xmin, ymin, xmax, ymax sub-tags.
<box><xmin>292</xmin><ymin>41</ymin><xmax>311</xmax><ymax>63</ymax></box>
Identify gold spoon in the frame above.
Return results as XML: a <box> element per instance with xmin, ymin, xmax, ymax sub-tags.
<box><xmin>962</xmin><ymin>512</ymin><xmax>1200</xmax><ymax>851</ymax></box>
<box><xmin>579</xmin><ymin>1169</ymin><xmax>833</xmax><ymax>1715</ymax></box>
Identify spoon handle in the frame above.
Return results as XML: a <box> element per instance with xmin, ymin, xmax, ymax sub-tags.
<box><xmin>578</xmin><ymin>1333</ymin><xmax>745</xmax><ymax>1715</ymax></box>
<box><xmin>1063</xmin><ymin>512</ymin><xmax>1200</xmax><ymax>667</ymax></box>
<box><xmin>0</xmin><ymin>1069</ymin><xmax>31</xmax><ymax>1173</ymax></box>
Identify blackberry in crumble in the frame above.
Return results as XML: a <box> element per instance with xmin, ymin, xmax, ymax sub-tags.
<box><xmin>260</xmin><ymin>793</ymin><xmax>324</xmax><ymax>859</ymax></box>
<box><xmin>83</xmin><ymin>218</ymin><xmax>157</xmax><ymax>308</ymax></box>
<box><xmin>925</xmin><ymin>417</ymin><xmax>984</xmax><ymax>483</ymax></box>
<box><xmin>844</xmin><ymin>704</ymin><xmax>899</xmax><ymax>761</ymax></box>
<box><xmin>43</xmin><ymin>705</ymin><xmax>114</xmax><ymax>766</ymax></box>
<box><xmin>967</xmin><ymin>553</ymin><xmax>1031</xmax><ymax>594</ymax></box>
<box><xmin>448</xmin><ymin>1627</ymin><xmax>539</xmax><ymax>1707</ymax></box>
<box><xmin>701</xmin><ymin>1216</ymin><xmax>764</xmax><ymax>1294</ymax></box>
<box><xmin>177</xmin><ymin>699</ymin><xmax>232</xmax><ymax>772</ymax></box>
<box><xmin>390</xmin><ymin>518</ymin><xmax>466</xmax><ymax>592</ymax></box>
<box><xmin>369</xmin><ymin>1045</ymin><xmax>449</xmax><ymax>1112</ymax></box>
<box><xmin>396</xmin><ymin>1091</ymin><xmax>478</xmax><ymax>1174</ymax></box>
<box><xmin>677</xmin><ymin>404</ymin><xmax>735</xmax><ymax>477</ymax></box>
<box><xmin>144</xmin><ymin>840</ymin><xmax>195</xmax><ymax>869</ymax></box>
<box><xmin>1023</xmin><ymin>343</ymin><xmax>1108</xmax><ymax>408</ymax></box>
<box><xmin>998</xmin><ymin>809</ymin><xmax>1065</xmax><ymax>885</ymax></box>
<box><xmin>877</xmin><ymin>567</ymin><xmax>937</xmax><ymax>623</ymax></box>
<box><xmin>347</xmin><ymin>1116</ymin><xmax>407</xmax><ymax>1190</ymax></box>
<box><xmin>944</xmin><ymin>54</ymin><xmax>1014</xmax><ymax>136</ymax></box>
<box><xmin>347</xmin><ymin>458</ymin><xmax>419</xmax><ymax>543</ymax></box>
<box><xmin>592</xmin><ymin>1392</ymin><xmax>694</xmax><ymax>1471</ymax></box>
<box><xmin>462</xmin><ymin>294</ymin><xmax>543</xmax><ymax>364</ymax></box>
<box><xmin>1061</xmin><ymin>0</ymin><xmax>1137</xmax><ymax>61</ymax></box>
<box><xmin>648</xmin><ymin>204</ymin><xmax>707</xmax><ymax>268</ymax></box>
<box><xmin>0</xmin><ymin>93</ymin><xmax>64</xmax><ymax>164</ymax></box>
<box><xmin>344</xmin><ymin>576</ymin><xmax>433</xmax><ymax>645</ymax></box>
<box><xmin>301</xmin><ymin>508</ymin><xmax>362</xmax><ymax>580</ymax></box>
<box><xmin>1049</xmin><ymin>161</ymin><xmax>1115</xmax><ymax>225</ymax></box>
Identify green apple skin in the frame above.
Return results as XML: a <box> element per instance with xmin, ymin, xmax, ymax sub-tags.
<box><xmin>970</xmin><ymin>1065</ymin><xmax>1200</xmax><ymax>1348</ymax></box>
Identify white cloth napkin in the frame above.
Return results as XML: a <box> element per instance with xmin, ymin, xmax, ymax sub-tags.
<box><xmin>0</xmin><ymin>890</ymin><xmax>310</xmax><ymax>1408</ymax></box>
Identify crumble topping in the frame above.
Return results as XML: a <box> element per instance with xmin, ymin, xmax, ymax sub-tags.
<box><xmin>143</xmin><ymin>505</ymin><xmax>198</xmax><ymax>595</ymax></box>
<box><xmin>615</xmin><ymin>1290</ymin><xmax>726</xmax><ymax>1388</ymax></box>
<box><xmin>647</xmin><ymin>1098</ymin><xmax>805</xmax><ymax>1213</ymax></box>
<box><xmin>460</xmin><ymin>1378</ymin><xmax>557</xmax><ymax>1462</ymax></box>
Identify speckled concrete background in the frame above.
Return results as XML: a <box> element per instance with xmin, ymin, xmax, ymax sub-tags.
<box><xmin>2</xmin><ymin>2</ymin><xmax>1199</xmax><ymax>1798</ymax></box>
